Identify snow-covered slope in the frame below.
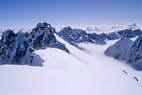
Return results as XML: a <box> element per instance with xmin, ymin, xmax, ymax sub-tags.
<box><xmin>0</xmin><ymin>34</ymin><xmax>142</xmax><ymax>95</ymax></box>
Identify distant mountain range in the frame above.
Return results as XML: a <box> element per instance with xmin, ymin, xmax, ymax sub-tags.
<box><xmin>0</xmin><ymin>22</ymin><xmax>142</xmax><ymax>68</ymax></box>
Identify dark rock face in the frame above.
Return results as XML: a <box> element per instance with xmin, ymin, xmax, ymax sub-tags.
<box><xmin>118</xmin><ymin>29</ymin><xmax>142</xmax><ymax>38</ymax></box>
<box><xmin>88</xmin><ymin>32</ymin><xmax>120</xmax><ymax>44</ymax></box>
<box><xmin>48</xmin><ymin>40</ymin><xmax>70</xmax><ymax>53</ymax></box>
<box><xmin>58</xmin><ymin>27</ymin><xmax>121</xmax><ymax>45</ymax></box>
<box><xmin>88</xmin><ymin>33</ymin><xmax>107</xmax><ymax>45</ymax></box>
<box><xmin>104</xmin><ymin>38</ymin><xmax>133</xmax><ymax>60</ymax></box>
<box><xmin>127</xmin><ymin>36</ymin><xmax>142</xmax><ymax>70</ymax></box>
<box><xmin>30</xmin><ymin>23</ymin><xmax>56</xmax><ymax>49</ymax></box>
<box><xmin>107</xmin><ymin>32</ymin><xmax>120</xmax><ymax>40</ymax></box>
<box><xmin>58</xmin><ymin>27</ymin><xmax>94</xmax><ymax>45</ymax></box>
<box><xmin>0</xmin><ymin>23</ymin><xmax>70</xmax><ymax>66</ymax></box>
<box><xmin>0</xmin><ymin>30</ymin><xmax>35</xmax><ymax>66</ymax></box>
<box><xmin>29</xmin><ymin>23</ymin><xmax>69</xmax><ymax>53</ymax></box>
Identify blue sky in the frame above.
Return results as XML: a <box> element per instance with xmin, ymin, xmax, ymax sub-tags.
<box><xmin>0</xmin><ymin>0</ymin><xmax>142</xmax><ymax>29</ymax></box>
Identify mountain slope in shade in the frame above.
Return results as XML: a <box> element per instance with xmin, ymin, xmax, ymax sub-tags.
<box><xmin>0</xmin><ymin>30</ymin><xmax>34</xmax><ymax>66</ymax></box>
<box><xmin>104</xmin><ymin>38</ymin><xmax>133</xmax><ymax>60</ymax></box>
<box><xmin>127</xmin><ymin>36</ymin><xmax>142</xmax><ymax>70</ymax></box>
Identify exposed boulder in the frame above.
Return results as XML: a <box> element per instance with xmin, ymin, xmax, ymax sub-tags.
<box><xmin>104</xmin><ymin>38</ymin><xmax>133</xmax><ymax>60</ymax></box>
<box><xmin>127</xmin><ymin>36</ymin><xmax>142</xmax><ymax>70</ymax></box>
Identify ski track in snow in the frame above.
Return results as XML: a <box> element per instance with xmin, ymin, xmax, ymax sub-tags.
<box><xmin>55</xmin><ymin>34</ymin><xmax>142</xmax><ymax>94</ymax></box>
<box><xmin>0</xmin><ymin>34</ymin><xmax>142</xmax><ymax>95</ymax></box>
<box><xmin>56</xmin><ymin>33</ymin><xmax>142</xmax><ymax>84</ymax></box>
<box><xmin>77</xmin><ymin>42</ymin><xmax>142</xmax><ymax>83</ymax></box>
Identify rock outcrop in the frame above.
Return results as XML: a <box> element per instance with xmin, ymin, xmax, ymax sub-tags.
<box><xmin>29</xmin><ymin>23</ymin><xmax>69</xmax><ymax>53</ymax></box>
<box><xmin>104</xmin><ymin>38</ymin><xmax>133</xmax><ymax>60</ymax></box>
<box><xmin>127</xmin><ymin>36</ymin><xmax>142</xmax><ymax>70</ymax></box>
<box><xmin>88</xmin><ymin>33</ymin><xmax>107</xmax><ymax>45</ymax></box>
<box><xmin>0</xmin><ymin>23</ymin><xmax>70</xmax><ymax>66</ymax></box>
<box><xmin>58</xmin><ymin>27</ymin><xmax>94</xmax><ymax>45</ymax></box>
<box><xmin>0</xmin><ymin>30</ymin><xmax>35</xmax><ymax>66</ymax></box>
<box><xmin>107</xmin><ymin>32</ymin><xmax>120</xmax><ymax>40</ymax></box>
<box><xmin>118</xmin><ymin>29</ymin><xmax>142</xmax><ymax>38</ymax></box>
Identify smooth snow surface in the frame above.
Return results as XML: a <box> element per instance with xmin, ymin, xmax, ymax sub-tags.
<box><xmin>0</xmin><ymin>34</ymin><xmax>142</xmax><ymax>95</ymax></box>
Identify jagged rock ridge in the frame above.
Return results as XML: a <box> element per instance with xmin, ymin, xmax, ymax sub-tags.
<box><xmin>0</xmin><ymin>23</ymin><xmax>69</xmax><ymax>66</ymax></box>
<box><xmin>58</xmin><ymin>27</ymin><xmax>94</xmax><ymax>45</ymax></box>
<box><xmin>0</xmin><ymin>30</ymin><xmax>35</xmax><ymax>66</ymax></box>
<box><xmin>58</xmin><ymin>27</ymin><xmax>111</xmax><ymax>45</ymax></box>
<box><xmin>29</xmin><ymin>23</ymin><xmax>69</xmax><ymax>53</ymax></box>
<box><xmin>87</xmin><ymin>33</ymin><xmax>107</xmax><ymax>44</ymax></box>
<box><xmin>118</xmin><ymin>29</ymin><xmax>142</xmax><ymax>38</ymax></box>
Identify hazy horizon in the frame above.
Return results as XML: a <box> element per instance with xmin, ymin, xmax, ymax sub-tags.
<box><xmin>0</xmin><ymin>0</ymin><xmax>142</xmax><ymax>30</ymax></box>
